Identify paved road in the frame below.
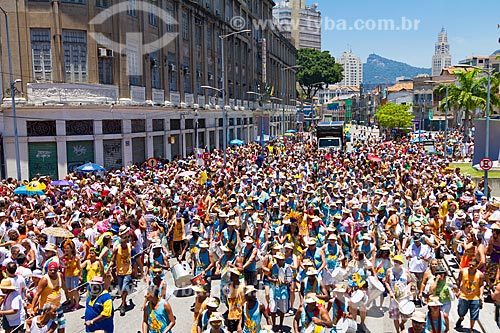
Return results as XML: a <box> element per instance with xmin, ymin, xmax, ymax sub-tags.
<box><xmin>63</xmin><ymin>126</ymin><xmax>496</xmax><ymax>333</ymax></box>
<box><xmin>63</xmin><ymin>258</ymin><xmax>497</xmax><ymax>333</ymax></box>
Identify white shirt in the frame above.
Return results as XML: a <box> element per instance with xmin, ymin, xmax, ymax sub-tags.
<box><xmin>1</xmin><ymin>290</ymin><xmax>24</xmax><ymax>326</ymax></box>
<box><xmin>405</xmin><ymin>243</ymin><xmax>431</xmax><ymax>273</ymax></box>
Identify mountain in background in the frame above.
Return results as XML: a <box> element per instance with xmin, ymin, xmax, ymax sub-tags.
<box><xmin>363</xmin><ymin>53</ymin><xmax>432</xmax><ymax>85</ymax></box>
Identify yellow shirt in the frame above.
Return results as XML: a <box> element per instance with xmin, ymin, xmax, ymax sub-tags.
<box><xmin>227</xmin><ymin>283</ymin><xmax>246</xmax><ymax>320</ymax></box>
<box><xmin>62</xmin><ymin>256</ymin><xmax>80</xmax><ymax>277</ymax></box>
<box><xmin>173</xmin><ymin>220</ymin><xmax>186</xmax><ymax>242</ymax></box>
<box><xmin>116</xmin><ymin>244</ymin><xmax>132</xmax><ymax>276</ymax></box>
<box><xmin>459</xmin><ymin>269</ymin><xmax>481</xmax><ymax>301</ymax></box>
<box><xmin>86</xmin><ymin>261</ymin><xmax>102</xmax><ymax>282</ymax></box>
<box><xmin>39</xmin><ymin>274</ymin><xmax>62</xmax><ymax>308</ymax></box>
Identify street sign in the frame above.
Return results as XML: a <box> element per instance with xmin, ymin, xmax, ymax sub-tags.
<box><xmin>202</xmin><ymin>152</ymin><xmax>210</xmax><ymax>161</ymax></box>
<box><xmin>146</xmin><ymin>158</ymin><xmax>158</xmax><ymax>168</ymax></box>
<box><xmin>479</xmin><ymin>157</ymin><xmax>493</xmax><ymax>171</ymax></box>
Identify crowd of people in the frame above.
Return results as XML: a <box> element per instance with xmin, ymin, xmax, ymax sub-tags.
<box><xmin>0</xmin><ymin>126</ymin><xmax>498</xmax><ymax>333</ymax></box>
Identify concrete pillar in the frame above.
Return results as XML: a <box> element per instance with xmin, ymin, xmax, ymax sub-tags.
<box><xmin>94</xmin><ymin>136</ymin><xmax>104</xmax><ymax>166</ymax></box>
<box><xmin>146</xmin><ymin>119</ymin><xmax>154</xmax><ymax>158</ymax></box>
<box><xmin>123</xmin><ymin>136</ymin><xmax>133</xmax><ymax>167</ymax></box>
<box><xmin>56</xmin><ymin>137</ymin><xmax>67</xmax><ymax>180</ymax></box>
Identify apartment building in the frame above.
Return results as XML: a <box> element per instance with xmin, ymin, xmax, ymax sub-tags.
<box><xmin>0</xmin><ymin>0</ymin><xmax>296</xmax><ymax>180</ymax></box>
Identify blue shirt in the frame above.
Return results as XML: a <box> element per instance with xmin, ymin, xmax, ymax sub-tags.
<box><xmin>85</xmin><ymin>291</ymin><xmax>114</xmax><ymax>333</ymax></box>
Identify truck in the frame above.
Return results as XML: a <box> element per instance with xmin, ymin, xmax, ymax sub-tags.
<box><xmin>315</xmin><ymin>121</ymin><xmax>345</xmax><ymax>151</ymax></box>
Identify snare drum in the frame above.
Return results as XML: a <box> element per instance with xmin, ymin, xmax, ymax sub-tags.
<box><xmin>335</xmin><ymin>318</ymin><xmax>357</xmax><ymax>333</ymax></box>
<box><xmin>367</xmin><ymin>276</ymin><xmax>385</xmax><ymax>303</ymax></box>
<box><xmin>349</xmin><ymin>290</ymin><xmax>367</xmax><ymax>308</ymax></box>
<box><xmin>398</xmin><ymin>298</ymin><xmax>416</xmax><ymax>316</ymax></box>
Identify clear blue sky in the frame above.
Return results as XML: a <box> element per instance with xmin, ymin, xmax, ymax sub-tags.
<box><xmin>310</xmin><ymin>0</ymin><xmax>500</xmax><ymax>68</ymax></box>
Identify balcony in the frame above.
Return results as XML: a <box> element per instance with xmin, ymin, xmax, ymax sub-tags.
<box><xmin>27</xmin><ymin>83</ymin><xmax>118</xmax><ymax>105</ymax></box>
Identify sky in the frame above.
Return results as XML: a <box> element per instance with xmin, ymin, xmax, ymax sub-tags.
<box><xmin>309</xmin><ymin>0</ymin><xmax>500</xmax><ymax>68</ymax></box>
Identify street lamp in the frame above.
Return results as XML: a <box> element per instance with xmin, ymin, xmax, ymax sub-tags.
<box><xmin>201</xmin><ymin>85</ymin><xmax>226</xmax><ymax>165</ymax></box>
<box><xmin>453</xmin><ymin>65</ymin><xmax>494</xmax><ymax>198</ymax></box>
<box><xmin>0</xmin><ymin>7</ymin><xmax>21</xmax><ymax>180</ymax></box>
<box><xmin>246</xmin><ymin>91</ymin><xmax>265</xmax><ymax>149</ymax></box>
<box><xmin>425</xmin><ymin>79</ymin><xmax>456</xmax><ymax>159</ymax></box>
<box><xmin>281</xmin><ymin>65</ymin><xmax>300</xmax><ymax>136</ymax></box>
<box><xmin>219</xmin><ymin>29</ymin><xmax>251</xmax><ymax>167</ymax></box>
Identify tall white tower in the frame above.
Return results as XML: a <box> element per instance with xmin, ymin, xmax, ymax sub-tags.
<box><xmin>338</xmin><ymin>50</ymin><xmax>363</xmax><ymax>87</ymax></box>
<box><xmin>432</xmin><ymin>28</ymin><xmax>452</xmax><ymax>76</ymax></box>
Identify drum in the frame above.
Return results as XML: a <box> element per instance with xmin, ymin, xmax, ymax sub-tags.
<box><xmin>367</xmin><ymin>276</ymin><xmax>385</xmax><ymax>303</ymax></box>
<box><xmin>330</xmin><ymin>267</ymin><xmax>346</xmax><ymax>282</ymax></box>
<box><xmin>256</xmin><ymin>252</ymin><xmax>263</xmax><ymax>270</ymax></box>
<box><xmin>221</xmin><ymin>267</ymin><xmax>231</xmax><ymax>282</ymax></box>
<box><xmin>349</xmin><ymin>290</ymin><xmax>367</xmax><ymax>308</ymax></box>
<box><xmin>303</xmin><ymin>324</ymin><xmax>327</xmax><ymax>333</ymax></box>
<box><xmin>398</xmin><ymin>298</ymin><xmax>416</xmax><ymax>316</ymax></box>
<box><xmin>335</xmin><ymin>318</ymin><xmax>357</xmax><ymax>333</ymax></box>
<box><xmin>210</xmin><ymin>243</ymin><xmax>223</xmax><ymax>262</ymax></box>
<box><xmin>171</xmin><ymin>262</ymin><xmax>194</xmax><ymax>288</ymax></box>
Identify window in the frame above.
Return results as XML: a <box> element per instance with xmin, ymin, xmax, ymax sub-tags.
<box><xmin>182</xmin><ymin>11</ymin><xmax>189</xmax><ymax>40</ymax></box>
<box><xmin>62</xmin><ymin>0</ymin><xmax>85</xmax><ymax>3</ymax></box>
<box><xmin>62</xmin><ymin>30</ymin><xmax>87</xmax><ymax>83</ymax></box>
<box><xmin>30</xmin><ymin>29</ymin><xmax>52</xmax><ymax>82</ymax></box>
<box><xmin>165</xmin><ymin>2</ymin><xmax>176</xmax><ymax>32</ymax></box>
<box><xmin>102</xmin><ymin>120</ymin><xmax>122</xmax><ymax>134</ymax></box>
<box><xmin>149</xmin><ymin>1</ymin><xmax>158</xmax><ymax>26</ymax></box>
<box><xmin>168</xmin><ymin>53</ymin><xmax>177</xmax><ymax>91</ymax></box>
<box><xmin>131</xmin><ymin>119</ymin><xmax>146</xmax><ymax>133</ymax></box>
<box><xmin>150</xmin><ymin>51</ymin><xmax>161</xmax><ymax>89</ymax></box>
<box><xmin>185</xmin><ymin>119</ymin><xmax>194</xmax><ymax>129</ymax></box>
<box><xmin>95</xmin><ymin>0</ymin><xmax>110</xmax><ymax>8</ymax></box>
<box><xmin>127</xmin><ymin>0</ymin><xmax>137</xmax><ymax>17</ymax></box>
<box><xmin>98</xmin><ymin>57</ymin><xmax>113</xmax><ymax>84</ymax></box>
<box><xmin>66</xmin><ymin>120</ymin><xmax>94</xmax><ymax>135</ymax></box>
<box><xmin>183</xmin><ymin>57</ymin><xmax>191</xmax><ymax>93</ymax></box>
<box><xmin>170</xmin><ymin>119</ymin><xmax>181</xmax><ymax>130</ymax></box>
<box><xmin>127</xmin><ymin>39</ymin><xmax>141</xmax><ymax>86</ymax></box>
<box><xmin>152</xmin><ymin>119</ymin><xmax>164</xmax><ymax>131</ymax></box>
<box><xmin>27</xmin><ymin>121</ymin><xmax>57</xmax><ymax>137</ymax></box>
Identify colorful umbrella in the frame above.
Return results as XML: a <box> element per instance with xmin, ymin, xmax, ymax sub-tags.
<box><xmin>229</xmin><ymin>139</ymin><xmax>245</xmax><ymax>146</ymax></box>
<box><xmin>76</xmin><ymin>163</ymin><xmax>106</xmax><ymax>173</ymax></box>
<box><xmin>367</xmin><ymin>154</ymin><xmax>382</xmax><ymax>162</ymax></box>
<box><xmin>42</xmin><ymin>227</ymin><xmax>74</xmax><ymax>238</ymax></box>
<box><xmin>177</xmin><ymin>170</ymin><xmax>196</xmax><ymax>178</ymax></box>
<box><xmin>13</xmin><ymin>186</ymin><xmax>44</xmax><ymax>196</ymax></box>
<box><xmin>50</xmin><ymin>180</ymin><xmax>73</xmax><ymax>187</ymax></box>
<box><xmin>26</xmin><ymin>181</ymin><xmax>46</xmax><ymax>191</ymax></box>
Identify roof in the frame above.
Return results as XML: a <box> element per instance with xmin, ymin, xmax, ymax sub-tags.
<box><xmin>386</xmin><ymin>82</ymin><xmax>413</xmax><ymax>93</ymax></box>
<box><xmin>440</xmin><ymin>66</ymin><xmax>476</xmax><ymax>76</ymax></box>
<box><xmin>326</xmin><ymin>85</ymin><xmax>360</xmax><ymax>92</ymax></box>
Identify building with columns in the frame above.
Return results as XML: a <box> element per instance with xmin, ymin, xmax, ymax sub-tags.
<box><xmin>0</xmin><ymin>0</ymin><xmax>297</xmax><ymax>180</ymax></box>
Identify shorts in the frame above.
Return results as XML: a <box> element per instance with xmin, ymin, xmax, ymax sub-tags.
<box><xmin>65</xmin><ymin>275</ymin><xmax>80</xmax><ymax>291</ymax></box>
<box><xmin>56</xmin><ymin>306</ymin><xmax>66</xmax><ymax>328</ymax></box>
<box><xmin>227</xmin><ymin>319</ymin><xmax>239</xmax><ymax>332</ymax></box>
<box><xmin>270</xmin><ymin>298</ymin><xmax>289</xmax><ymax>314</ymax></box>
<box><xmin>174</xmin><ymin>240</ymin><xmax>185</xmax><ymax>254</ymax></box>
<box><xmin>117</xmin><ymin>274</ymin><xmax>132</xmax><ymax>292</ymax></box>
<box><xmin>458</xmin><ymin>298</ymin><xmax>480</xmax><ymax>321</ymax></box>
<box><xmin>440</xmin><ymin>301</ymin><xmax>451</xmax><ymax>314</ymax></box>
<box><xmin>2</xmin><ymin>316</ymin><xmax>18</xmax><ymax>331</ymax></box>
<box><xmin>243</xmin><ymin>269</ymin><xmax>257</xmax><ymax>286</ymax></box>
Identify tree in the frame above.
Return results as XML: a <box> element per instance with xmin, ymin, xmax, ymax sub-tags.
<box><xmin>375</xmin><ymin>103</ymin><xmax>414</xmax><ymax>130</ymax></box>
<box><xmin>436</xmin><ymin>68</ymin><xmax>500</xmax><ymax>133</ymax></box>
<box><xmin>296</xmin><ymin>48</ymin><xmax>343</xmax><ymax>101</ymax></box>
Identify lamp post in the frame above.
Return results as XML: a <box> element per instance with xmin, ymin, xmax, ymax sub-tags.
<box><xmin>219</xmin><ymin>29</ymin><xmax>250</xmax><ymax>167</ymax></box>
<box><xmin>0</xmin><ymin>7</ymin><xmax>21</xmax><ymax>181</ymax></box>
<box><xmin>246</xmin><ymin>91</ymin><xmax>265</xmax><ymax>149</ymax></box>
<box><xmin>201</xmin><ymin>85</ymin><xmax>225</xmax><ymax>163</ymax></box>
<box><xmin>281</xmin><ymin>65</ymin><xmax>300</xmax><ymax>136</ymax></box>
<box><xmin>194</xmin><ymin>108</ymin><xmax>199</xmax><ymax>150</ymax></box>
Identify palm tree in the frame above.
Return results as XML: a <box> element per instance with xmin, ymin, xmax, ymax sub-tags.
<box><xmin>436</xmin><ymin>68</ymin><xmax>499</xmax><ymax>134</ymax></box>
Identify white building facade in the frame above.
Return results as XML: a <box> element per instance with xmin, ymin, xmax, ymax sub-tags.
<box><xmin>338</xmin><ymin>50</ymin><xmax>363</xmax><ymax>87</ymax></box>
<box><xmin>432</xmin><ymin>28</ymin><xmax>452</xmax><ymax>76</ymax></box>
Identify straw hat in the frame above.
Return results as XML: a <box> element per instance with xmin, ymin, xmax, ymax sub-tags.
<box><xmin>304</xmin><ymin>293</ymin><xmax>319</xmax><ymax>304</ymax></box>
<box><xmin>274</xmin><ymin>252</ymin><xmax>285</xmax><ymax>260</ymax></box>
<box><xmin>0</xmin><ymin>279</ymin><xmax>16</xmax><ymax>290</ymax></box>
<box><xmin>411</xmin><ymin>311</ymin><xmax>426</xmax><ymax>323</ymax></box>
<box><xmin>119</xmin><ymin>225</ymin><xmax>130</xmax><ymax>236</ymax></box>
<box><xmin>44</xmin><ymin>243</ymin><xmax>58</xmax><ymax>252</ymax></box>
<box><xmin>245</xmin><ymin>285</ymin><xmax>257</xmax><ymax>295</ymax></box>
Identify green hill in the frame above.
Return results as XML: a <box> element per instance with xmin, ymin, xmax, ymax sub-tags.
<box><xmin>363</xmin><ymin>53</ymin><xmax>431</xmax><ymax>84</ymax></box>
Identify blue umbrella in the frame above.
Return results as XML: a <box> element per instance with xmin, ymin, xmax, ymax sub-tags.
<box><xmin>286</xmin><ymin>129</ymin><xmax>296</xmax><ymax>133</ymax></box>
<box><xmin>51</xmin><ymin>180</ymin><xmax>74</xmax><ymax>187</ymax></box>
<box><xmin>229</xmin><ymin>139</ymin><xmax>245</xmax><ymax>146</ymax></box>
<box><xmin>13</xmin><ymin>186</ymin><xmax>44</xmax><ymax>196</ymax></box>
<box><xmin>76</xmin><ymin>163</ymin><xmax>106</xmax><ymax>173</ymax></box>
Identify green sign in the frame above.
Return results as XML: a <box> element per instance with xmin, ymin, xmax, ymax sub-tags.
<box><xmin>428</xmin><ymin>108</ymin><xmax>433</xmax><ymax>120</ymax></box>
<box><xmin>29</xmin><ymin>142</ymin><xmax>58</xmax><ymax>179</ymax></box>
<box><xmin>67</xmin><ymin>141</ymin><xmax>94</xmax><ymax>173</ymax></box>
